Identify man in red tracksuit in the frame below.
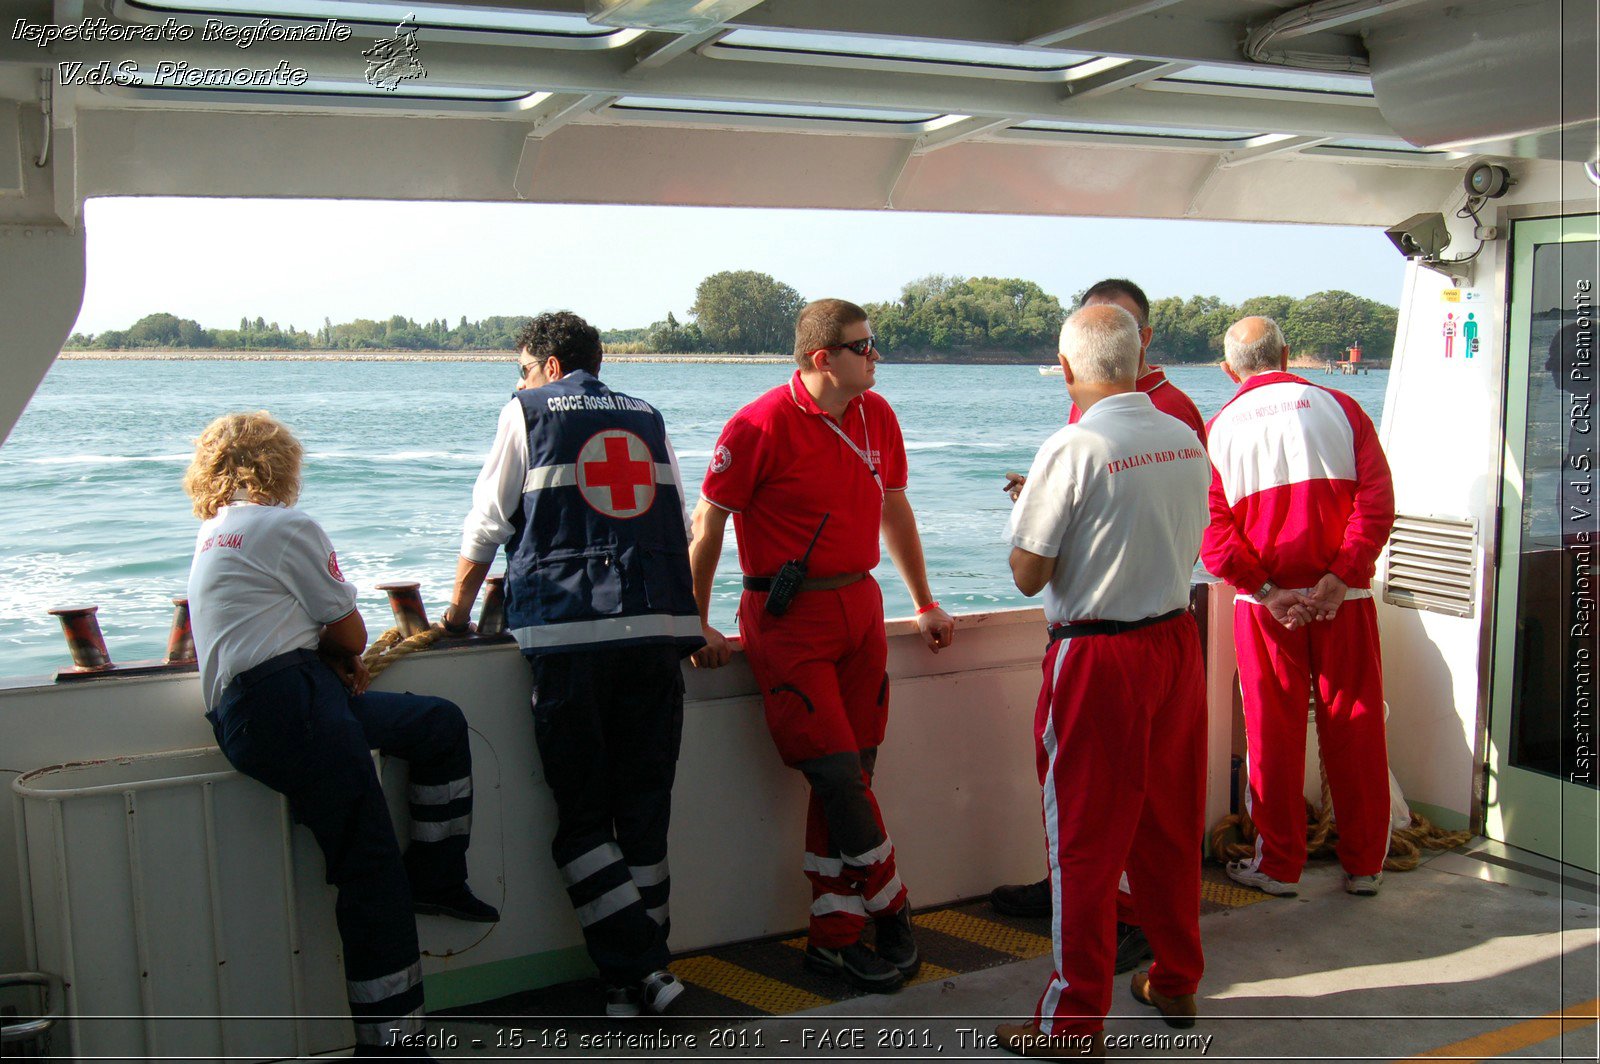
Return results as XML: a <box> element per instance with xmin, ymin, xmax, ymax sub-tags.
<box><xmin>997</xmin><ymin>304</ymin><xmax>1211</xmax><ymax>1058</ymax></box>
<box><xmin>1203</xmin><ymin>316</ymin><xmax>1396</xmax><ymax>898</ymax></box>
<box><xmin>992</xmin><ymin>278</ymin><xmax>1204</xmax><ymax>977</ymax></box>
<box><xmin>687</xmin><ymin>298</ymin><xmax>956</xmax><ymax>994</ymax></box>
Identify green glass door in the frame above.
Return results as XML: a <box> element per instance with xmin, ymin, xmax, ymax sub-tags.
<box><xmin>1488</xmin><ymin>214</ymin><xmax>1600</xmax><ymax>871</ymax></box>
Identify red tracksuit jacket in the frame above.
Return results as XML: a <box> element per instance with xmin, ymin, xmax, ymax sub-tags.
<box><xmin>1202</xmin><ymin>371</ymin><xmax>1395</xmax><ymax>593</ymax></box>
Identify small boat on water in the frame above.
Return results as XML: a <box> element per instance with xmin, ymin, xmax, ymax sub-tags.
<box><xmin>0</xmin><ymin>1</ymin><xmax>1594</xmax><ymax>1059</ymax></box>
<box><xmin>1038</xmin><ymin>365</ymin><xmax>1063</xmax><ymax>376</ymax></box>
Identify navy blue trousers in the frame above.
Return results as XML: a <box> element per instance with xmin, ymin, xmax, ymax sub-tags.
<box><xmin>207</xmin><ymin>649</ymin><xmax>474</xmax><ymax>1046</ymax></box>
<box><xmin>528</xmin><ymin>645</ymin><xmax>683</xmax><ymax>985</ymax></box>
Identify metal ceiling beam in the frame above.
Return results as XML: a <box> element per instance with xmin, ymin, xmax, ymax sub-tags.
<box><xmin>523</xmin><ymin>92</ymin><xmax>620</xmax><ymax>137</ymax></box>
<box><xmin>1068</xmin><ymin>17</ymin><xmax>1363</xmax><ymax>69</ymax></box>
<box><xmin>1021</xmin><ymin>0</ymin><xmax>1187</xmax><ymax>47</ymax></box>
<box><xmin>1064</xmin><ymin>60</ymin><xmax>1189</xmax><ymax>100</ymax></box>
<box><xmin>1218</xmin><ymin>134</ymin><xmax>1334</xmax><ymax>168</ymax></box>
<box><xmin>630</xmin><ymin>29</ymin><xmax>730</xmax><ymax>71</ymax></box>
<box><xmin>912</xmin><ymin>115</ymin><xmax>1016</xmax><ymax>152</ymax></box>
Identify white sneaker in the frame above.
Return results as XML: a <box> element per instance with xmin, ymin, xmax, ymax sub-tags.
<box><xmin>641</xmin><ymin>970</ymin><xmax>684</xmax><ymax>1014</ymax></box>
<box><xmin>1345</xmin><ymin>872</ymin><xmax>1383</xmax><ymax>896</ymax></box>
<box><xmin>1226</xmin><ymin>861</ymin><xmax>1299</xmax><ymax>897</ymax></box>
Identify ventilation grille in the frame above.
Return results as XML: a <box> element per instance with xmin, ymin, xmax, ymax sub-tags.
<box><xmin>1382</xmin><ymin>515</ymin><xmax>1477</xmax><ymax>618</ymax></box>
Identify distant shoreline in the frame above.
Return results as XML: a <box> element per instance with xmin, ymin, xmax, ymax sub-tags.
<box><xmin>58</xmin><ymin>349</ymin><xmax>793</xmax><ymax>364</ymax></box>
<box><xmin>57</xmin><ymin>350</ymin><xmax>1348</xmax><ymax>369</ymax></box>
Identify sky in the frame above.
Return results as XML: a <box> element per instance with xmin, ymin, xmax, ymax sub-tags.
<box><xmin>73</xmin><ymin>196</ymin><xmax>1407</xmax><ymax>335</ymax></box>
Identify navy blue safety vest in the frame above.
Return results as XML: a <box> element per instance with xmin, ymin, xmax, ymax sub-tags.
<box><xmin>503</xmin><ymin>371</ymin><xmax>704</xmax><ymax>657</ymax></box>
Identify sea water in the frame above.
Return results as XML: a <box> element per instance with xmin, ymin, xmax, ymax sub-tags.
<box><xmin>0</xmin><ymin>360</ymin><xmax>1388</xmax><ymax>682</ymax></box>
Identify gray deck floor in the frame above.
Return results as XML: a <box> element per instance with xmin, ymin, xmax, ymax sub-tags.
<box><xmin>433</xmin><ymin>841</ymin><xmax>1599</xmax><ymax>1061</ymax></box>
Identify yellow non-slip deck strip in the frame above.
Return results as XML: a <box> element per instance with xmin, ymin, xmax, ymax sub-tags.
<box><xmin>911</xmin><ymin>909</ymin><xmax>1053</xmax><ymax>959</ymax></box>
<box><xmin>668</xmin><ymin>954</ymin><xmax>830</xmax><ymax>1014</ymax></box>
<box><xmin>1201</xmin><ymin>879</ymin><xmax>1274</xmax><ymax>908</ymax></box>
<box><xmin>1404</xmin><ymin>997</ymin><xmax>1599</xmax><ymax>1061</ymax></box>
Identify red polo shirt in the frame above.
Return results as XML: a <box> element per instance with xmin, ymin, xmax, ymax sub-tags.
<box><xmin>1069</xmin><ymin>366</ymin><xmax>1207</xmax><ymax>442</ymax></box>
<box><xmin>702</xmin><ymin>371</ymin><xmax>908</xmax><ymax>578</ymax></box>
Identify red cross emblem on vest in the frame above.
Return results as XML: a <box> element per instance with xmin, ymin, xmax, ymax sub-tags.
<box><xmin>576</xmin><ymin>430</ymin><xmax>657</xmax><ymax>518</ymax></box>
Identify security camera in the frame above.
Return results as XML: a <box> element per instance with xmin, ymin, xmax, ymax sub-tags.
<box><xmin>1385</xmin><ymin>212</ymin><xmax>1452</xmax><ymax>260</ymax></box>
<box><xmin>1464</xmin><ymin>162</ymin><xmax>1511</xmax><ymax>199</ymax></box>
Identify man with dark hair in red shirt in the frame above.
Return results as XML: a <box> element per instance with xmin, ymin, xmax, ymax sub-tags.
<box><xmin>688</xmin><ymin>297</ymin><xmax>955</xmax><ymax>993</ymax></box>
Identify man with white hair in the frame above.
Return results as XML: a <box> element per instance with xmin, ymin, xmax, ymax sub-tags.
<box><xmin>996</xmin><ymin>305</ymin><xmax>1211</xmax><ymax>1058</ymax></box>
<box><xmin>1203</xmin><ymin>316</ymin><xmax>1395</xmax><ymax>899</ymax></box>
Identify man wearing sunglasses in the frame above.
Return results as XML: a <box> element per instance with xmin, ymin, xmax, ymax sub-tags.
<box><xmin>687</xmin><ymin>298</ymin><xmax>955</xmax><ymax>994</ymax></box>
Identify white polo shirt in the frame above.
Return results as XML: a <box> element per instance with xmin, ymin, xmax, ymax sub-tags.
<box><xmin>1008</xmin><ymin>392</ymin><xmax>1211</xmax><ymax>624</ymax></box>
<box><xmin>187</xmin><ymin>502</ymin><xmax>359</xmax><ymax>709</ymax></box>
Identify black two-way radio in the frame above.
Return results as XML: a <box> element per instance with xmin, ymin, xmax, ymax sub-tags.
<box><xmin>764</xmin><ymin>513</ymin><xmax>830</xmax><ymax>617</ymax></box>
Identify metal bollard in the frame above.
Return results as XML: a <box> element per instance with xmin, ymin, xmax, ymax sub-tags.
<box><xmin>47</xmin><ymin>606</ymin><xmax>112</xmax><ymax>671</ymax></box>
<box><xmin>164</xmin><ymin>598</ymin><xmax>196</xmax><ymax>665</ymax></box>
<box><xmin>477</xmin><ymin>576</ymin><xmax>507</xmax><ymax>636</ymax></box>
<box><xmin>375</xmin><ymin>582</ymin><xmax>430</xmax><ymax>637</ymax></box>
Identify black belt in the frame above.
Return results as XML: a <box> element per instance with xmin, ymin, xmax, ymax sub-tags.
<box><xmin>742</xmin><ymin>572</ymin><xmax>867</xmax><ymax>593</ymax></box>
<box><xmin>1047</xmin><ymin>607</ymin><xmax>1187</xmax><ymax>644</ymax></box>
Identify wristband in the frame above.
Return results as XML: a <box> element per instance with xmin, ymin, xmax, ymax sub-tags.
<box><xmin>916</xmin><ymin>600</ymin><xmax>942</xmax><ymax>616</ymax></box>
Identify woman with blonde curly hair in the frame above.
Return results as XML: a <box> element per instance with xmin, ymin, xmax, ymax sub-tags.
<box><xmin>184</xmin><ymin>411</ymin><xmax>497</xmax><ymax>1060</ymax></box>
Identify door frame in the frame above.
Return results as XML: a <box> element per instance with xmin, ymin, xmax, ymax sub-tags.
<box><xmin>1485</xmin><ymin>212</ymin><xmax>1600</xmax><ymax>872</ymax></box>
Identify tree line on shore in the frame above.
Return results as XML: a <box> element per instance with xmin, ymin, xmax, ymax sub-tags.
<box><xmin>65</xmin><ymin>270</ymin><xmax>1398</xmax><ymax>363</ymax></box>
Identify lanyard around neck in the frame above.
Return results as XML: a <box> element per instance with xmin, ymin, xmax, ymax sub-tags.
<box><xmin>820</xmin><ymin>407</ymin><xmax>883</xmax><ymax>498</ymax></box>
<box><xmin>789</xmin><ymin>376</ymin><xmax>883</xmax><ymax>497</ymax></box>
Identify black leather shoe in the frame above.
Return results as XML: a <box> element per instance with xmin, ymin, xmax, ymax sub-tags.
<box><xmin>990</xmin><ymin>877</ymin><xmax>1051</xmax><ymax>918</ymax></box>
<box><xmin>412</xmin><ymin>884</ymin><xmax>500</xmax><ymax>923</ymax></box>
<box><xmin>605</xmin><ymin>984</ymin><xmax>642</xmax><ymax>1018</ymax></box>
<box><xmin>1113</xmin><ymin>922</ymin><xmax>1153</xmax><ymax>974</ymax></box>
<box><xmin>803</xmin><ymin>940</ymin><xmax>905</xmax><ymax>993</ymax></box>
<box><xmin>873</xmin><ymin>905</ymin><xmax>920</xmax><ymax>978</ymax></box>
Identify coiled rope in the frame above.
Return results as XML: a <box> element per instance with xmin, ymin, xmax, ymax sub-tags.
<box><xmin>361</xmin><ymin>624</ymin><xmax>447</xmax><ymax>680</ymax></box>
<box><xmin>1209</xmin><ymin>757</ymin><xmax>1474</xmax><ymax>872</ymax></box>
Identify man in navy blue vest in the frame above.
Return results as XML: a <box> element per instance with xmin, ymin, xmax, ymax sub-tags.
<box><xmin>444</xmin><ymin>312</ymin><xmax>704</xmax><ymax>1018</ymax></box>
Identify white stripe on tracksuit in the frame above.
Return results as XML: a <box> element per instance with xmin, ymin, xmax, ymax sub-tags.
<box><xmin>1037</xmin><ymin>639</ymin><xmax>1071</xmax><ymax>1034</ymax></box>
<box><xmin>347</xmin><ymin>960</ymin><xmax>421</xmax><ymax>1004</ymax></box>
<box><xmin>560</xmin><ymin>841</ymin><xmax>624</xmax><ymax>887</ymax></box>
<box><xmin>411</xmin><ymin>814</ymin><xmax>470</xmax><ymax>842</ymax></box>
<box><xmin>628</xmin><ymin>860</ymin><xmax>669</xmax><ymax>887</ymax></box>
<box><xmin>803</xmin><ymin>852</ymin><xmax>845</xmax><ymax>877</ymax></box>
<box><xmin>843</xmin><ymin>836</ymin><xmax>894</xmax><ymax>868</ymax></box>
<box><xmin>355</xmin><ymin>1007</ymin><xmax>422</xmax><ymax>1046</ymax></box>
<box><xmin>811</xmin><ymin>893</ymin><xmax>868</xmax><ymax>918</ymax></box>
<box><xmin>410</xmin><ymin>776</ymin><xmax>472</xmax><ymax>805</ymax></box>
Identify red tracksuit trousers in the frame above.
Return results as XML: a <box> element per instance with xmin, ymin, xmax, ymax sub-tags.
<box><xmin>740</xmin><ymin>579</ymin><xmax>906</xmax><ymax>948</ymax></box>
<box><xmin>1233</xmin><ymin>595</ymin><xmax>1390</xmax><ymax>882</ymax></box>
<box><xmin>1033</xmin><ymin>614</ymin><xmax>1206</xmax><ymax>1036</ymax></box>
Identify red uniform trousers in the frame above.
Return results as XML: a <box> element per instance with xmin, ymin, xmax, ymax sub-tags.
<box><xmin>1034</xmin><ymin>613</ymin><xmax>1206</xmax><ymax>1037</ymax></box>
<box><xmin>1234</xmin><ymin>595</ymin><xmax>1389</xmax><ymax>882</ymax></box>
<box><xmin>739</xmin><ymin>577</ymin><xmax>908</xmax><ymax>948</ymax></box>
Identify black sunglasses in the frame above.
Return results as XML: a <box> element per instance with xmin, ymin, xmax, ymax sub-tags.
<box><xmin>825</xmin><ymin>336</ymin><xmax>878</xmax><ymax>357</ymax></box>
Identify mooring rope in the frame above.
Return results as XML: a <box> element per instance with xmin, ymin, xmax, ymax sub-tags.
<box><xmin>1209</xmin><ymin>756</ymin><xmax>1474</xmax><ymax>872</ymax></box>
<box><xmin>361</xmin><ymin>624</ymin><xmax>447</xmax><ymax>680</ymax></box>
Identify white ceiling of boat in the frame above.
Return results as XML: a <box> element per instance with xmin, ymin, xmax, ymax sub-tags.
<box><xmin>0</xmin><ymin>0</ymin><xmax>1582</xmax><ymax>225</ymax></box>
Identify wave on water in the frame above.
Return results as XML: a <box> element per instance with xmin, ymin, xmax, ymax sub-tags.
<box><xmin>6</xmin><ymin>453</ymin><xmax>192</xmax><ymax>466</ymax></box>
<box><xmin>303</xmin><ymin>450</ymin><xmax>483</xmax><ymax>464</ymax></box>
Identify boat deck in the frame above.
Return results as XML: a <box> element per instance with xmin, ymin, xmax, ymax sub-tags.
<box><xmin>431</xmin><ymin>840</ymin><xmax>1598</xmax><ymax>1060</ymax></box>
